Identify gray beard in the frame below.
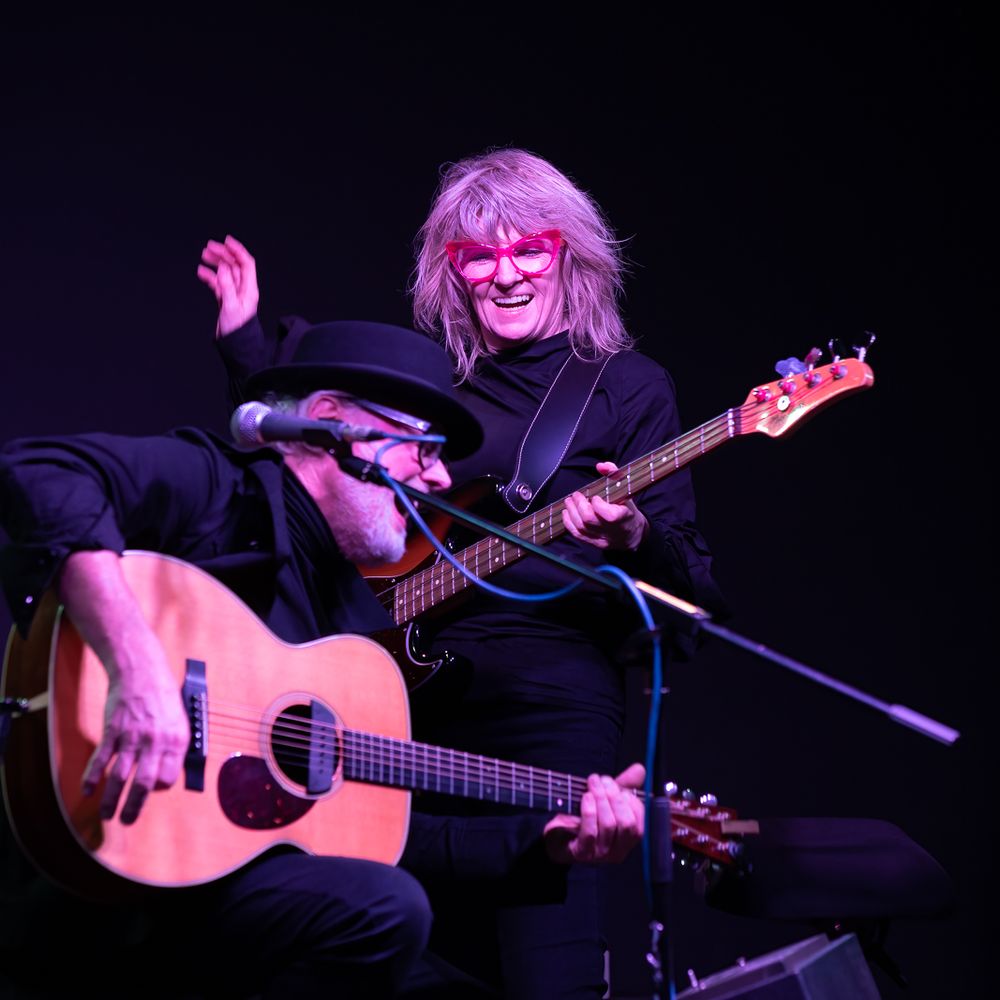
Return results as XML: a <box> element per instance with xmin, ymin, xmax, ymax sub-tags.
<box><xmin>329</xmin><ymin>473</ymin><xmax>407</xmax><ymax>566</ymax></box>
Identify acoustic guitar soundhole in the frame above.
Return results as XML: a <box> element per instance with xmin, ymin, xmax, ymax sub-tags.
<box><xmin>271</xmin><ymin>701</ymin><xmax>340</xmax><ymax>793</ymax></box>
<box><xmin>217</xmin><ymin>700</ymin><xmax>341</xmax><ymax>829</ymax></box>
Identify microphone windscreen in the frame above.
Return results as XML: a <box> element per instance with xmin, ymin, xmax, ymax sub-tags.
<box><xmin>231</xmin><ymin>401</ymin><xmax>271</xmax><ymax>447</ymax></box>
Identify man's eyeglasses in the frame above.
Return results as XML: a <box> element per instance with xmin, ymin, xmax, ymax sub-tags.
<box><xmin>342</xmin><ymin>395</ymin><xmax>444</xmax><ymax>469</ymax></box>
<box><xmin>445</xmin><ymin>230</ymin><xmax>563</xmax><ymax>285</ymax></box>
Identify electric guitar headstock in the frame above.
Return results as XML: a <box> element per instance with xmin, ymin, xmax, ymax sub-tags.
<box><xmin>739</xmin><ymin>335</ymin><xmax>875</xmax><ymax>439</ymax></box>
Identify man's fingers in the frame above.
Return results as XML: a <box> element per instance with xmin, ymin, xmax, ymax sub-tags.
<box><xmin>155</xmin><ymin>748</ymin><xmax>184</xmax><ymax>789</ymax></box>
<box><xmin>607</xmin><ymin>778</ymin><xmax>642</xmax><ymax>838</ymax></box>
<box><xmin>81</xmin><ymin>737</ymin><xmax>116</xmax><ymax>797</ymax></box>
<box><xmin>98</xmin><ymin>746</ymin><xmax>138</xmax><ymax>820</ymax></box>
<box><xmin>615</xmin><ymin>762</ymin><xmax>646</xmax><ymax>789</ymax></box>
<box><xmin>591</xmin><ymin>775</ymin><xmax>620</xmax><ymax>856</ymax></box>
<box><xmin>119</xmin><ymin>782</ymin><xmax>149</xmax><ymax>826</ymax></box>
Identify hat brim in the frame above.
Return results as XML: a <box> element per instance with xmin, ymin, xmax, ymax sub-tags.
<box><xmin>244</xmin><ymin>362</ymin><xmax>483</xmax><ymax>460</ymax></box>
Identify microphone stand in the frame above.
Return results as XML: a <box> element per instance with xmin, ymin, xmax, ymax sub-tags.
<box><xmin>340</xmin><ymin>454</ymin><xmax>959</xmax><ymax>745</ymax></box>
<box><xmin>336</xmin><ymin>452</ymin><xmax>960</xmax><ymax>999</ymax></box>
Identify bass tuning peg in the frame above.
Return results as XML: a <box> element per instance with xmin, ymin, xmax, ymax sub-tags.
<box><xmin>853</xmin><ymin>330</ymin><xmax>876</xmax><ymax>363</ymax></box>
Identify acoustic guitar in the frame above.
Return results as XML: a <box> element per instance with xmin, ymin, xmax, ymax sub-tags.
<box><xmin>1</xmin><ymin>551</ymin><xmax>754</xmax><ymax>899</ymax></box>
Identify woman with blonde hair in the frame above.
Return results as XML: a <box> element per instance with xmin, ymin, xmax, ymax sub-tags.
<box><xmin>401</xmin><ymin>149</ymin><xmax>721</xmax><ymax>997</ymax></box>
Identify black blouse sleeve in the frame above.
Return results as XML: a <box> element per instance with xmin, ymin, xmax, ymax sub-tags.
<box><xmin>215</xmin><ymin>315</ymin><xmax>279</xmax><ymax>407</ymax></box>
<box><xmin>215</xmin><ymin>314</ymin><xmax>312</xmax><ymax>408</ymax></box>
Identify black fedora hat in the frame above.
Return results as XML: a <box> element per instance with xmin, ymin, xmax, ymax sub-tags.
<box><xmin>244</xmin><ymin>320</ymin><xmax>482</xmax><ymax>459</ymax></box>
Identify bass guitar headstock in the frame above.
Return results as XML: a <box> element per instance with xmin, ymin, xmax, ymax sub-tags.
<box><xmin>740</xmin><ymin>338</ymin><xmax>875</xmax><ymax>439</ymax></box>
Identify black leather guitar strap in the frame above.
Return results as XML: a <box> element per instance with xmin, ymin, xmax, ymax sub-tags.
<box><xmin>501</xmin><ymin>352</ymin><xmax>613</xmax><ymax>514</ymax></box>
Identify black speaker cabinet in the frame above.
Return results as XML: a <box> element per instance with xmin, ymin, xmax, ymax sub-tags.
<box><xmin>676</xmin><ymin>933</ymin><xmax>880</xmax><ymax>999</ymax></box>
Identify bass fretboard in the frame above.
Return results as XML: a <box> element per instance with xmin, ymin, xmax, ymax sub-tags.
<box><xmin>381</xmin><ymin>408</ymin><xmax>741</xmax><ymax>625</ymax></box>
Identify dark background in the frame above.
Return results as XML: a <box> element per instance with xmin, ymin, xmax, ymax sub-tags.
<box><xmin>1</xmin><ymin>10</ymin><xmax>993</xmax><ymax>997</ymax></box>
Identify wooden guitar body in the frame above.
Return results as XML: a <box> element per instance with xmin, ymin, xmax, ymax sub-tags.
<box><xmin>2</xmin><ymin>552</ymin><xmax>411</xmax><ymax>897</ymax></box>
<box><xmin>2</xmin><ymin>553</ymin><xmax>752</xmax><ymax>899</ymax></box>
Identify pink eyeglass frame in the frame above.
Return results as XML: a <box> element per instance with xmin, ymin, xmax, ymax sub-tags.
<box><xmin>445</xmin><ymin>229</ymin><xmax>564</xmax><ymax>285</ymax></box>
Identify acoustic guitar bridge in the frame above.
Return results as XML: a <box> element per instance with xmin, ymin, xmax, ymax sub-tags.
<box><xmin>182</xmin><ymin>658</ymin><xmax>208</xmax><ymax>791</ymax></box>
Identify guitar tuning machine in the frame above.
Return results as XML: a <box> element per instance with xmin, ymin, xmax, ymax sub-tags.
<box><xmin>775</xmin><ymin>347</ymin><xmax>823</xmax><ymax>384</ymax></box>
<box><xmin>853</xmin><ymin>330</ymin><xmax>877</xmax><ymax>363</ymax></box>
<box><xmin>827</xmin><ymin>337</ymin><xmax>848</xmax><ymax>363</ymax></box>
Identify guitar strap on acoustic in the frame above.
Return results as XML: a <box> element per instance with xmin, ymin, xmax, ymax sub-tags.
<box><xmin>501</xmin><ymin>352</ymin><xmax>613</xmax><ymax>514</ymax></box>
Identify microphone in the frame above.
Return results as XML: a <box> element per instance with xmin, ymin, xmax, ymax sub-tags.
<box><xmin>231</xmin><ymin>401</ymin><xmax>384</xmax><ymax>448</ymax></box>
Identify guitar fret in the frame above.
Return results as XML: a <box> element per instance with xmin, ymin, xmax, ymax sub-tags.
<box><xmin>512</xmin><ymin>762</ymin><xmax>526</xmax><ymax>806</ymax></box>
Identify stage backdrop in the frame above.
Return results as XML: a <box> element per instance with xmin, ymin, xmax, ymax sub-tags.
<box><xmin>1</xmin><ymin>13</ymin><xmax>991</xmax><ymax>998</ymax></box>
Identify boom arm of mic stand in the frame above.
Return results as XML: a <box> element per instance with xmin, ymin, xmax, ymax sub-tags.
<box><xmin>630</xmin><ymin>581</ymin><xmax>960</xmax><ymax>745</ymax></box>
<box><xmin>341</xmin><ymin>457</ymin><xmax>960</xmax><ymax>745</ymax></box>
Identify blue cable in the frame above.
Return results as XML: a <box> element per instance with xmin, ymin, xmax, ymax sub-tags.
<box><xmin>596</xmin><ymin>565</ymin><xmax>671</xmax><ymax>998</ymax></box>
<box><xmin>374</xmin><ymin>438</ymin><xmax>582</xmax><ymax>604</ymax></box>
<box><xmin>375</xmin><ymin>438</ymin><xmax>672</xmax><ymax>996</ymax></box>
<box><xmin>594</xmin><ymin>565</ymin><xmax>662</xmax><ymax>908</ymax></box>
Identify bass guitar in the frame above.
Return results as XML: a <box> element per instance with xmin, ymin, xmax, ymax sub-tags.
<box><xmin>1</xmin><ymin>552</ymin><xmax>754</xmax><ymax>899</ymax></box>
<box><xmin>364</xmin><ymin>354</ymin><xmax>875</xmax><ymax>687</ymax></box>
